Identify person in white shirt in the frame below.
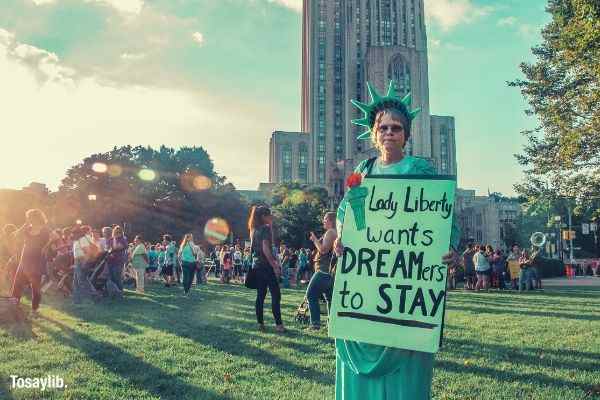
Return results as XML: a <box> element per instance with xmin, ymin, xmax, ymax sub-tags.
<box><xmin>130</xmin><ymin>235</ymin><xmax>149</xmax><ymax>293</ymax></box>
<box><xmin>72</xmin><ymin>226</ymin><xmax>99</xmax><ymax>304</ymax></box>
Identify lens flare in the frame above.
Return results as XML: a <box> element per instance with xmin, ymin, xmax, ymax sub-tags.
<box><xmin>193</xmin><ymin>175</ymin><xmax>212</xmax><ymax>191</ymax></box>
<box><xmin>204</xmin><ymin>218</ymin><xmax>230</xmax><ymax>245</ymax></box>
<box><xmin>92</xmin><ymin>162</ymin><xmax>108</xmax><ymax>173</ymax></box>
<box><xmin>181</xmin><ymin>170</ymin><xmax>212</xmax><ymax>192</ymax></box>
<box><xmin>139</xmin><ymin>169</ymin><xmax>157</xmax><ymax>181</ymax></box>
<box><xmin>107</xmin><ymin>164</ymin><xmax>123</xmax><ymax>177</ymax></box>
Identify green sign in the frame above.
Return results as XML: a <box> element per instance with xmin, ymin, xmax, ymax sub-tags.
<box><xmin>328</xmin><ymin>175</ymin><xmax>456</xmax><ymax>353</ymax></box>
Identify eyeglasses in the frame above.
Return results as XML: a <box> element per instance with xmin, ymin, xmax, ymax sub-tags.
<box><xmin>377</xmin><ymin>124</ymin><xmax>404</xmax><ymax>134</ymax></box>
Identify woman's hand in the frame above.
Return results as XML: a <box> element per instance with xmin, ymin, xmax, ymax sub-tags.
<box><xmin>442</xmin><ymin>250</ymin><xmax>459</xmax><ymax>266</ymax></box>
<box><xmin>309</xmin><ymin>232</ymin><xmax>318</xmax><ymax>242</ymax></box>
<box><xmin>334</xmin><ymin>238</ymin><xmax>344</xmax><ymax>257</ymax></box>
<box><xmin>273</xmin><ymin>261</ymin><xmax>282</xmax><ymax>278</ymax></box>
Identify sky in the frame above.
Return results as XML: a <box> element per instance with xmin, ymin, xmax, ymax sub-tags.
<box><xmin>0</xmin><ymin>0</ymin><xmax>550</xmax><ymax>196</ymax></box>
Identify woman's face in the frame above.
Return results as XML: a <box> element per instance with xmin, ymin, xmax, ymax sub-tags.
<box><xmin>376</xmin><ymin>113</ymin><xmax>406</xmax><ymax>152</ymax></box>
<box><xmin>263</xmin><ymin>214</ymin><xmax>273</xmax><ymax>226</ymax></box>
<box><xmin>323</xmin><ymin>216</ymin><xmax>333</xmax><ymax>230</ymax></box>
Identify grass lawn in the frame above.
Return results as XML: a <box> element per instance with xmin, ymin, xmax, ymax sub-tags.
<box><xmin>1</xmin><ymin>281</ymin><xmax>599</xmax><ymax>400</ymax></box>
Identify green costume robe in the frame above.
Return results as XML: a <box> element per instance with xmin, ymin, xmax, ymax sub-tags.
<box><xmin>335</xmin><ymin>156</ymin><xmax>460</xmax><ymax>400</ymax></box>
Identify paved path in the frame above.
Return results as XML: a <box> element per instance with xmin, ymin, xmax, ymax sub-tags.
<box><xmin>542</xmin><ymin>276</ymin><xmax>600</xmax><ymax>287</ymax></box>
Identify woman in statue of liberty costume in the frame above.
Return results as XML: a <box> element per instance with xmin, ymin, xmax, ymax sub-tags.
<box><xmin>333</xmin><ymin>80</ymin><xmax>460</xmax><ymax>400</ymax></box>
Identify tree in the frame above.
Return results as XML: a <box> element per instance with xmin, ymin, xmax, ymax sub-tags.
<box><xmin>509</xmin><ymin>0</ymin><xmax>600</xmax><ymax>209</ymax></box>
<box><xmin>271</xmin><ymin>183</ymin><xmax>329</xmax><ymax>249</ymax></box>
<box><xmin>56</xmin><ymin>145</ymin><xmax>248</xmax><ymax>243</ymax></box>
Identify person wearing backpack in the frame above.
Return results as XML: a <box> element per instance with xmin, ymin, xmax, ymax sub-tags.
<box><xmin>305</xmin><ymin>211</ymin><xmax>337</xmax><ymax>330</ymax></box>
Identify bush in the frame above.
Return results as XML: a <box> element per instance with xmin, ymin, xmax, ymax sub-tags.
<box><xmin>535</xmin><ymin>257</ymin><xmax>565</xmax><ymax>278</ymax></box>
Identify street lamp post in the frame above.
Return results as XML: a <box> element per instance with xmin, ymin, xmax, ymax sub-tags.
<box><xmin>554</xmin><ymin>215</ymin><xmax>562</xmax><ymax>261</ymax></box>
<box><xmin>567</xmin><ymin>204</ymin><xmax>574</xmax><ymax>263</ymax></box>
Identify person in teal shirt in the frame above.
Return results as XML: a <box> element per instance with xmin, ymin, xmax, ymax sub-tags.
<box><xmin>178</xmin><ymin>234</ymin><xmax>198</xmax><ymax>296</ymax></box>
<box><xmin>333</xmin><ymin>81</ymin><xmax>460</xmax><ymax>400</ymax></box>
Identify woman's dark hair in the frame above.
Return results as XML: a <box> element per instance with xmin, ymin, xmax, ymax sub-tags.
<box><xmin>248</xmin><ymin>205</ymin><xmax>271</xmax><ymax>233</ymax></box>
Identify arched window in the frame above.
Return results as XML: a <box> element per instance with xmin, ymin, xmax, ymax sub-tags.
<box><xmin>387</xmin><ymin>55</ymin><xmax>411</xmax><ymax>96</ymax></box>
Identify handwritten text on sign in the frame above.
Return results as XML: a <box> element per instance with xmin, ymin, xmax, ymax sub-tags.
<box><xmin>329</xmin><ymin>175</ymin><xmax>456</xmax><ymax>353</ymax></box>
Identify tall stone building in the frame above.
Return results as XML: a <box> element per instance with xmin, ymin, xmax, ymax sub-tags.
<box><xmin>269</xmin><ymin>0</ymin><xmax>456</xmax><ymax>203</ymax></box>
<box><xmin>455</xmin><ymin>189</ymin><xmax>521</xmax><ymax>250</ymax></box>
<box><xmin>268</xmin><ymin>131</ymin><xmax>311</xmax><ymax>183</ymax></box>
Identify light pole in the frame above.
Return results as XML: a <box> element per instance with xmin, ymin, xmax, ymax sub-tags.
<box><xmin>567</xmin><ymin>204</ymin><xmax>574</xmax><ymax>263</ymax></box>
<box><xmin>554</xmin><ymin>215</ymin><xmax>562</xmax><ymax>261</ymax></box>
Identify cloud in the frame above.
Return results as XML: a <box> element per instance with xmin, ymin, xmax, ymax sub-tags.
<box><xmin>191</xmin><ymin>31</ymin><xmax>204</xmax><ymax>46</ymax></box>
<box><xmin>30</xmin><ymin>0</ymin><xmax>144</xmax><ymax>15</ymax></box>
<box><xmin>266</xmin><ymin>0</ymin><xmax>302</xmax><ymax>13</ymax></box>
<box><xmin>120</xmin><ymin>52</ymin><xmax>146</xmax><ymax>60</ymax></box>
<box><xmin>424</xmin><ymin>0</ymin><xmax>493</xmax><ymax>31</ymax></box>
<box><xmin>0</xmin><ymin>28</ymin><xmax>280</xmax><ymax>190</ymax></box>
<box><xmin>1</xmin><ymin>28</ymin><xmax>77</xmax><ymax>84</ymax></box>
<box><xmin>518</xmin><ymin>24</ymin><xmax>537</xmax><ymax>37</ymax></box>
<box><xmin>497</xmin><ymin>16</ymin><xmax>517</xmax><ymax>26</ymax></box>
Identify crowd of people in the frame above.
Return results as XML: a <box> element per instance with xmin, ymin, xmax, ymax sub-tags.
<box><xmin>0</xmin><ymin>206</ymin><xmax>339</xmax><ymax>332</ymax></box>
<box><xmin>0</xmin><ymin>208</ymin><xmax>551</xmax><ymax>337</ymax></box>
<box><xmin>454</xmin><ymin>243</ymin><xmax>543</xmax><ymax>292</ymax></box>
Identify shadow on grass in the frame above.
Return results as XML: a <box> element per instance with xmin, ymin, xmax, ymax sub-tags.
<box><xmin>435</xmin><ymin>358</ymin><xmax>586</xmax><ymax>391</ymax></box>
<box><xmin>446</xmin><ymin>303</ymin><xmax>599</xmax><ymax>322</ymax></box>
<box><xmin>54</xmin><ymin>284</ymin><xmax>335</xmax><ymax>388</ymax></box>
<box><xmin>443</xmin><ymin>337</ymin><xmax>600</xmax><ymax>373</ymax></box>
<box><xmin>39</xmin><ymin>315</ymin><xmax>233</xmax><ymax>400</ymax></box>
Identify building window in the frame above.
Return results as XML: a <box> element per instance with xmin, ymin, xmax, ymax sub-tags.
<box><xmin>282</xmin><ymin>143</ymin><xmax>292</xmax><ymax>182</ymax></box>
<box><xmin>440</xmin><ymin>124</ymin><xmax>449</xmax><ymax>173</ymax></box>
<box><xmin>388</xmin><ymin>55</ymin><xmax>411</xmax><ymax>96</ymax></box>
<box><xmin>298</xmin><ymin>142</ymin><xmax>308</xmax><ymax>182</ymax></box>
<box><xmin>381</xmin><ymin>0</ymin><xmax>392</xmax><ymax>46</ymax></box>
<box><xmin>410</xmin><ymin>0</ymin><xmax>416</xmax><ymax>47</ymax></box>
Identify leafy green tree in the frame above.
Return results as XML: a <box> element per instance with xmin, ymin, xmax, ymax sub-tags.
<box><xmin>56</xmin><ymin>145</ymin><xmax>248</xmax><ymax>242</ymax></box>
<box><xmin>271</xmin><ymin>183</ymin><xmax>330</xmax><ymax>249</ymax></box>
<box><xmin>510</xmin><ymin>0</ymin><xmax>600</xmax><ymax>208</ymax></box>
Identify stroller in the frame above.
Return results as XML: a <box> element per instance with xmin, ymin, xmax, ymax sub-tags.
<box><xmin>294</xmin><ymin>294</ymin><xmax>331</xmax><ymax>325</ymax></box>
<box><xmin>89</xmin><ymin>250</ymin><xmax>124</xmax><ymax>298</ymax></box>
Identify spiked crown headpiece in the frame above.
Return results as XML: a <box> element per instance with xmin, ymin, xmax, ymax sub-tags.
<box><xmin>351</xmin><ymin>80</ymin><xmax>421</xmax><ymax>140</ymax></box>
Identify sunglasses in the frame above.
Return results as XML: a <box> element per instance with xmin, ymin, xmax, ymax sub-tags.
<box><xmin>377</xmin><ymin>124</ymin><xmax>404</xmax><ymax>134</ymax></box>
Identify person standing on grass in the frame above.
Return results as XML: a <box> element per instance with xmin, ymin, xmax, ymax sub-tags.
<box><xmin>147</xmin><ymin>245</ymin><xmax>158</xmax><ymax>281</ymax></box>
<box><xmin>332</xmin><ymin>82</ymin><xmax>460</xmax><ymax>400</ymax></box>
<box><xmin>506</xmin><ymin>244</ymin><xmax>521</xmax><ymax>289</ymax></box>
<box><xmin>162</xmin><ymin>235</ymin><xmax>176</xmax><ymax>287</ymax></box>
<box><xmin>462</xmin><ymin>243</ymin><xmax>476</xmax><ymax>290</ymax></box>
<box><xmin>474</xmin><ymin>245</ymin><xmax>491</xmax><ymax>291</ymax></box>
<box><xmin>295</xmin><ymin>248</ymin><xmax>309</xmax><ymax>287</ymax></box>
<box><xmin>107</xmin><ymin>225</ymin><xmax>127</xmax><ymax>292</ymax></box>
<box><xmin>194</xmin><ymin>243</ymin><xmax>206</xmax><ymax>285</ymax></box>
<box><xmin>233</xmin><ymin>245</ymin><xmax>243</xmax><ymax>282</ymax></box>
<box><xmin>131</xmin><ymin>235</ymin><xmax>148</xmax><ymax>294</ymax></box>
<box><xmin>305</xmin><ymin>212</ymin><xmax>337</xmax><ymax>330</ymax></box>
<box><xmin>10</xmin><ymin>209</ymin><xmax>51</xmax><ymax>316</ymax></box>
<box><xmin>518</xmin><ymin>249</ymin><xmax>534</xmax><ymax>291</ymax></box>
<box><xmin>178</xmin><ymin>234</ymin><xmax>199</xmax><ymax>296</ymax></box>
<box><xmin>248</xmin><ymin>206</ymin><xmax>285</xmax><ymax>333</ymax></box>
<box><xmin>72</xmin><ymin>225</ymin><xmax>100</xmax><ymax>304</ymax></box>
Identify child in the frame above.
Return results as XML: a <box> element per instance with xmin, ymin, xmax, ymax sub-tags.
<box><xmin>221</xmin><ymin>250</ymin><xmax>232</xmax><ymax>284</ymax></box>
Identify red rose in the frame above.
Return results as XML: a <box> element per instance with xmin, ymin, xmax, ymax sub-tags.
<box><xmin>346</xmin><ymin>173</ymin><xmax>362</xmax><ymax>188</ymax></box>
